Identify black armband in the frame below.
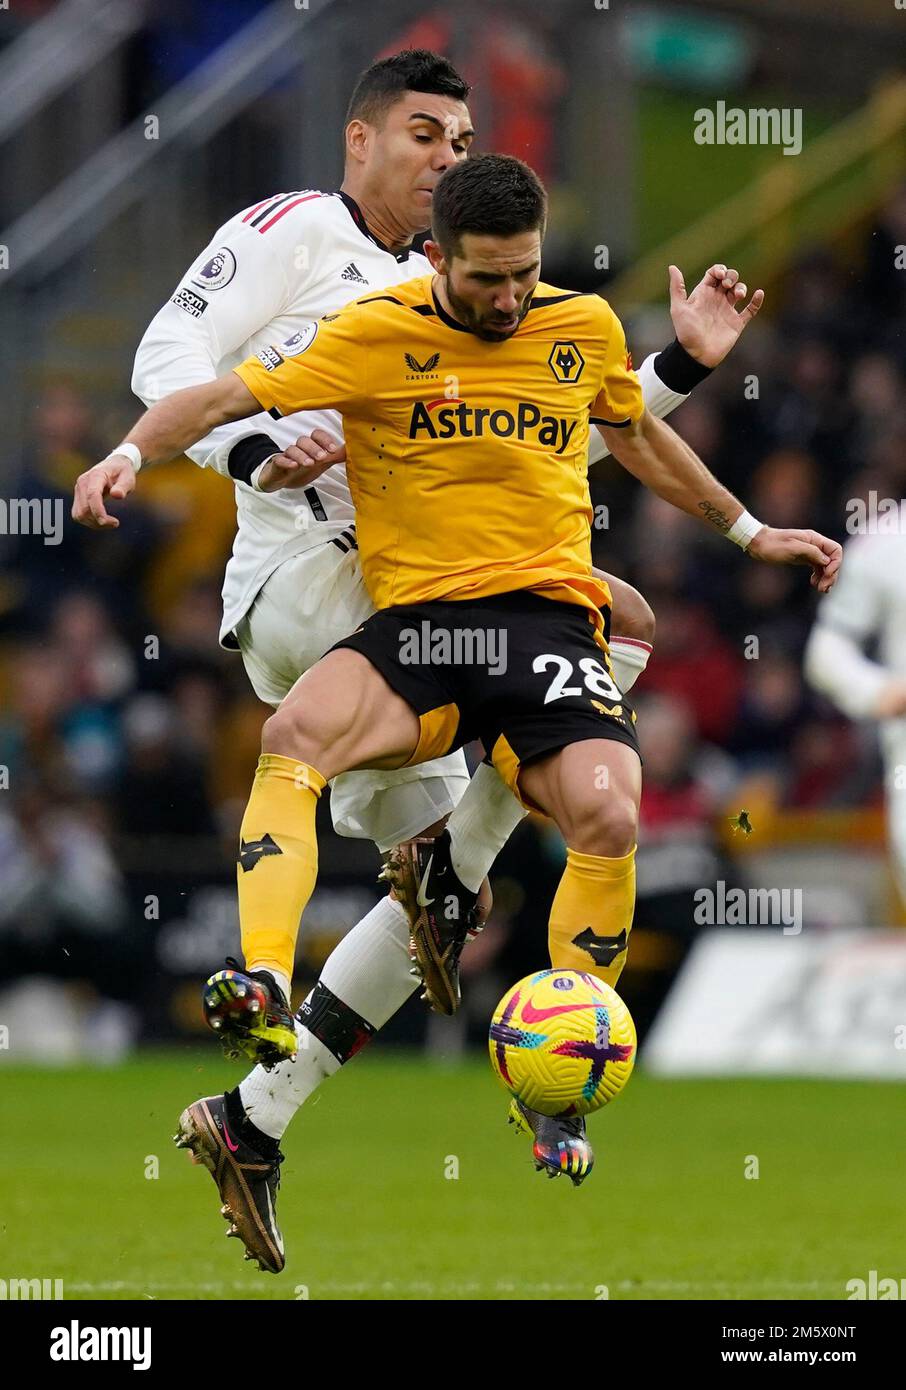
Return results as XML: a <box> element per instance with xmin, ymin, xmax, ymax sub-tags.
<box><xmin>227</xmin><ymin>433</ymin><xmax>280</xmax><ymax>485</ymax></box>
<box><xmin>652</xmin><ymin>339</ymin><xmax>713</xmax><ymax>395</ymax></box>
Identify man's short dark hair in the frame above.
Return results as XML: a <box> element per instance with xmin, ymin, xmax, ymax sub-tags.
<box><xmin>431</xmin><ymin>154</ymin><xmax>548</xmax><ymax>259</ymax></box>
<box><xmin>345</xmin><ymin>49</ymin><xmax>470</xmax><ymax>127</ymax></box>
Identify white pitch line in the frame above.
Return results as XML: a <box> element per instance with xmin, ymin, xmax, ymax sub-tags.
<box><xmin>66</xmin><ymin>1278</ymin><xmax>847</xmax><ymax>1296</ymax></box>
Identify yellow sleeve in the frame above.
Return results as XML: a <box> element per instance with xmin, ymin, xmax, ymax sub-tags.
<box><xmin>232</xmin><ymin>302</ymin><xmax>367</xmax><ymax>418</ymax></box>
<box><xmin>589</xmin><ymin>302</ymin><xmax>645</xmax><ymax>428</ymax></box>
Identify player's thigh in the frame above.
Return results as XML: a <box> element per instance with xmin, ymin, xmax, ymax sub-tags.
<box><xmin>464</xmin><ymin>593</ymin><xmax>642</xmax><ymax>850</ymax></box>
<box><xmin>236</xmin><ymin>543</ymin><xmax>375</xmax><ymax>705</ymax></box>
<box><xmin>593</xmin><ymin>567</ymin><xmax>655</xmax><ymax>645</ymax></box>
<box><xmin>518</xmin><ymin>737</ymin><xmax>641</xmax><ymax>856</ymax></box>
<box><xmin>329</xmin><ymin>602</ymin><xmax>468</xmax><ymax>771</ymax></box>
<box><xmin>330</xmin><ymin>750</ymin><xmax>471</xmax><ymax>853</ymax></box>
<box><xmin>262</xmin><ymin>648</ymin><xmax>421</xmax><ymax>778</ymax></box>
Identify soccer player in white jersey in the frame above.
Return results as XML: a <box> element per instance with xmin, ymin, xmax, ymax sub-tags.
<box><xmin>73</xmin><ymin>52</ymin><xmax>766</xmax><ymax>1270</ymax></box>
<box><xmin>804</xmin><ymin>530</ymin><xmax>906</xmax><ymax>905</ymax></box>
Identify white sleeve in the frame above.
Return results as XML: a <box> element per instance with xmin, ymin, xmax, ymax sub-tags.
<box><xmin>131</xmin><ymin>212</ymin><xmax>300</xmax><ymax>478</ymax></box>
<box><xmin>588</xmin><ymin>340</ymin><xmax>711</xmax><ymax>464</ymax></box>
<box><xmin>803</xmin><ymin>539</ymin><xmax>890</xmax><ymax>719</ymax></box>
<box><xmin>803</xmin><ymin>625</ymin><xmax>889</xmax><ymax>720</ymax></box>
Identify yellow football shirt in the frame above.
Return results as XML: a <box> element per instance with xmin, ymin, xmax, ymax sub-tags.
<box><xmin>233</xmin><ymin>275</ymin><xmax>644</xmax><ymax>628</ymax></box>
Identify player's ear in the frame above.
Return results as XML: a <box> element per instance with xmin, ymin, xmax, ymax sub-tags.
<box><xmin>344</xmin><ymin>118</ymin><xmax>369</xmax><ymax>166</ymax></box>
<box><xmin>422</xmin><ymin>239</ymin><xmax>446</xmax><ymax>274</ymax></box>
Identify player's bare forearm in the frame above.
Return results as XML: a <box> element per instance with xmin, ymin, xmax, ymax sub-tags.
<box><xmin>596</xmin><ymin>410</ymin><xmax>842</xmax><ymax>593</ymax></box>
<box><xmin>123</xmin><ymin>374</ymin><xmax>260</xmax><ymax>467</ymax></box>
<box><xmin>597</xmin><ymin>410</ymin><xmax>744</xmax><ymax>532</ymax></box>
<box><xmin>72</xmin><ymin>372</ymin><xmax>260</xmax><ymax>529</ymax></box>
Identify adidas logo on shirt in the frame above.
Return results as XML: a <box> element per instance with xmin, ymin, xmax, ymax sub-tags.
<box><xmin>340</xmin><ymin>262</ymin><xmax>368</xmax><ymax>284</ymax></box>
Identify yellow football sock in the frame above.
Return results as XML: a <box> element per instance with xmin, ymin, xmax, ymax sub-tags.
<box><xmin>237</xmin><ymin>754</ymin><xmax>326</xmax><ymax>986</ymax></box>
<box><xmin>548</xmin><ymin>845</ymin><xmax>636</xmax><ymax>986</ymax></box>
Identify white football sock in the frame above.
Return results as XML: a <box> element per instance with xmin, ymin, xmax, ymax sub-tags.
<box><xmin>239</xmin><ymin>1023</ymin><xmax>340</xmax><ymax>1140</ymax></box>
<box><xmin>445</xmin><ymin>759</ymin><xmax>527</xmax><ymax>893</ymax></box>
<box><xmin>609</xmin><ymin>636</ymin><xmax>652</xmax><ymax>694</ymax></box>
<box><xmin>319</xmin><ymin>892</ymin><xmax>413</xmax><ymax>1026</ymax></box>
<box><xmin>238</xmin><ymin>894</ymin><xmax>414</xmax><ymax>1139</ymax></box>
<box><xmin>267</xmin><ymin>969</ymin><xmax>292</xmax><ymax>1006</ymax></box>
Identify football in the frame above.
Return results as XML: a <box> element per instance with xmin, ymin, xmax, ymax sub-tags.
<box><xmin>488</xmin><ymin>969</ymin><xmax>637</xmax><ymax>1117</ymax></box>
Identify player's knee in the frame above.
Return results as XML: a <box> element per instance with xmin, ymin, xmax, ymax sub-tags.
<box><xmin>614</xmin><ymin>583</ymin><xmax>655</xmax><ymax>646</ymax></box>
<box><xmin>261</xmin><ymin>702</ymin><xmax>329</xmax><ymax>766</ymax></box>
<box><xmin>563</xmin><ymin>793</ymin><xmax>638</xmax><ymax>858</ymax></box>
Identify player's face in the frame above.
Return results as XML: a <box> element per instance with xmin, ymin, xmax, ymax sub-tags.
<box><xmin>430</xmin><ymin>231</ymin><xmax>543</xmax><ymax>342</ymax></box>
<box><xmin>361</xmin><ymin>92</ymin><xmax>474</xmax><ymax>233</ymax></box>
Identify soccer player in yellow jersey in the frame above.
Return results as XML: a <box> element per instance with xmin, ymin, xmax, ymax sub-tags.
<box><xmin>85</xmin><ymin>153</ymin><xmax>841</xmax><ymax>1200</ymax></box>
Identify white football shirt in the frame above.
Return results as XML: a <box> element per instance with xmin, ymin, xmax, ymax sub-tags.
<box><xmin>805</xmin><ymin>533</ymin><xmax>906</xmax><ymax>721</ymax></box>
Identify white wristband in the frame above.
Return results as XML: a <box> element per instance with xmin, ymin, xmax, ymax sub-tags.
<box><xmin>251</xmin><ymin>455</ymin><xmax>281</xmax><ymax>492</ymax></box>
<box><xmin>107</xmin><ymin>442</ymin><xmax>143</xmax><ymax>473</ymax></box>
<box><xmin>727</xmin><ymin>510</ymin><xmax>763</xmax><ymax>551</ymax></box>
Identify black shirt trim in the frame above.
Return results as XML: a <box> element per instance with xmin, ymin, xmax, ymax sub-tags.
<box><xmin>335</xmin><ymin>191</ymin><xmax>413</xmax><ymax>263</ymax></box>
<box><xmin>526</xmin><ymin>291</ymin><xmax>588</xmax><ymax>310</ymax></box>
<box><xmin>429</xmin><ymin>287</ymin><xmax>593</xmax><ymax>331</ymax></box>
<box><xmin>248</xmin><ymin>192</ymin><xmax>303</xmax><ymax>229</ymax></box>
<box><xmin>431</xmin><ymin>286</ymin><xmax>471</xmax><ymax>334</ymax></box>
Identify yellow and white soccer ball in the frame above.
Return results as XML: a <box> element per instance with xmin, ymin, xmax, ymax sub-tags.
<box><xmin>488</xmin><ymin>969</ymin><xmax>636</xmax><ymax>1118</ymax></box>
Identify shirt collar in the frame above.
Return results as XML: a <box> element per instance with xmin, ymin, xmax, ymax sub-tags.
<box><xmin>430</xmin><ymin>284</ymin><xmax>471</xmax><ymax>334</ymax></box>
<box><xmin>335</xmin><ymin>191</ymin><xmax>413</xmax><ymax>263</ymax></box>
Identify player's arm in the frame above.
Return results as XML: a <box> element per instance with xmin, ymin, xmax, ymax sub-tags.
<box><xmin>74</xmin><ymin>305</ymin><xmax>367</xmax><ymax>528</ymax></box>
<box><xmin>598</xmin><ymin>410</ymin><xmax>841</xmax><ymax>593</ymax></box>
<box><xmin>804</xmin><ymin>542</ymin><xmax>905</xmax><ymax>717</ymax></box>
<box><xmin>72</xmin><ymin>375</ymin><xmax>264</xmax><ymax>529</ymax></box>
<box><xmin>77</xmin><ymin>225</ymin><xmax>280</xmax><ymax>527</ymax></box>
<box><xmin>804</xmin><ymin>624</ymin><xmax>906</xmax><ymax>718</ymax></box>
<box><xmin>590</xmin><ymin>301</ymin><xmax>840</xmax><ymax>593</ymax></box>
<box><xmin>131</xmin><ymin>204</ymin><xmax>335</xmax><ymax>489</ymax></box>
<box><xmin>588</xmin><ymin>263</ymin><xmax>763</xmax><ymax>465</ymax></box>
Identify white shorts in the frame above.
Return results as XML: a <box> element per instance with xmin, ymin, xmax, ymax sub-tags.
<box><xmin>233</xmin><ymin>542</ymin><xmax>470</xmax><ymax>853</ymax></box>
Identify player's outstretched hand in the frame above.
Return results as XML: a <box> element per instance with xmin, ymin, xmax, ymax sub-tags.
<box><xmin>256</xmin><ymin>428</ymin><xmax>346</xmax><ymax>492</ymax></box>
<box><xmin>668</xmin><ymin>263</ymin><xmax>764</xmax><ymax>369</ymax></box>
<box><xmin>747</xmin><ymin>526</ymin><xmax>842</xmax><ymax>593</ymax></box>
<box><xmin>72</xmin><ymin>455</ymin><xmax>137</xmax><ymax>529</ymax></box>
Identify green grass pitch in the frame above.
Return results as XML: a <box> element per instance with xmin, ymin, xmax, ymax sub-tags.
<box><xmin>1</xmin><ymin>1050</ymin><xmax>901</xmax><ymax>1301</ymax></box>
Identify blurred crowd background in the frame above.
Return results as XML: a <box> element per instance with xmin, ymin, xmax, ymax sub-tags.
<box><xmin>0</xmin><ymin>0</ymin><xmax>903</xmax><ymax>1058</ymax></box>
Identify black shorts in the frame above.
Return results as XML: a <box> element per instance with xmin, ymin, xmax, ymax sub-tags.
<box><xmin>331</xmin><ymin>592</ymin><xmax>641</xmax><ymax>800</ymax></box>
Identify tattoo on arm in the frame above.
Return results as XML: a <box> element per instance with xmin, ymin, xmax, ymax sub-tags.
<box><xmin>698</xmin><ymin>501</ymin><xmax>732</xmax><ymax>532</ymax></box>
